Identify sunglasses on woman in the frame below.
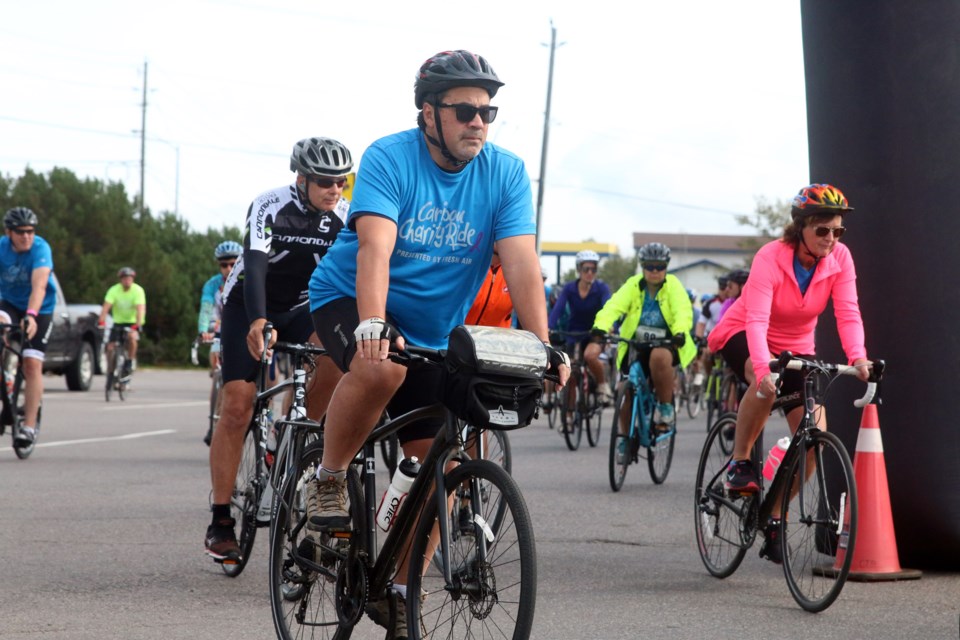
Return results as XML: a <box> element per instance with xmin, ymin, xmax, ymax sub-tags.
<box><xmin>814</xmin><ymin>225</ymin><xmax>846</xmax><ymax>239</ymax></box>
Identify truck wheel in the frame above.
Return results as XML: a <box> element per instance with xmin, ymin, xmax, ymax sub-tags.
<box><xmin>66</xmin><ymin>342</ymin><xmax>95</xmax><ymax>391</ymax></box>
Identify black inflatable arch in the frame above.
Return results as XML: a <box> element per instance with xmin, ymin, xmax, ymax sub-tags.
<box><xmin>802</xmin><ymin>0</ymin><xmax>960</xmax><ymax>568</ymax></box>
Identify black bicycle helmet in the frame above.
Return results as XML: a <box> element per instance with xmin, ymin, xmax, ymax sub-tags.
<box><xmin>414</xmin><ymin>50</ymin><xmax>504</xmax><ymax>109</ymax></box>
<box><xmin>290</xmin><ymin>137</ymin><xmax>353</xmax><ymax>177</ymax></box>
<box><xmin>638</xmin><ymin>242</ymin><xmax>671</xmax><ymax>264</ymax></box>
<box><xmin>727</xmin><ymin>269</ymin><xmax>750</xmax><ymax>286</ymax></box>
<box><xmin>4</xmin><ymin>207</ymin><xmax>38</xmax><ymax>229</ymax></box>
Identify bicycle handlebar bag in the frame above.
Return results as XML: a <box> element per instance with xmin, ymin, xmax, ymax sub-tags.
<box><xmin>442</xmin><ymin>325</ymin><xmax>546</xmax><ymax>430</ymax></box>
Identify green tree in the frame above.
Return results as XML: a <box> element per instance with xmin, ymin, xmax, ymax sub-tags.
<box><xmin>1</xmin><ymin>167</ymin><xmax>242</xmax><ymax>365</ymax></box>
<box><xmin>735</xmin><ymin>196</ymin><xmax>791</xmax><ymax>263</ymax></box>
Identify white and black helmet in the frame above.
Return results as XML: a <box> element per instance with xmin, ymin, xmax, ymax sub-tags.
<box><xmin>290</xmin><ymin>137</ymin><xmax>353</xmax><ymax>177</ymax></box>
<box><xmin>575</xmin><ymin>250</ymin><xmax>600</xmax><ymax>269</ymax></box>
<box><xmin>638</xmin><ymin>242</ymin><xmax>671</xmax><ymax>264</ymax></box>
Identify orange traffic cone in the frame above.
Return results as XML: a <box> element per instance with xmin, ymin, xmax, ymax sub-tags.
<box><xmin>834</xmin><ymin>404</ymin><xmax>922</xmax><ymax>581</ymax></box>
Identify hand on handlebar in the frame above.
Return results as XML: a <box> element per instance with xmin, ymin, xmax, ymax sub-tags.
<box><xmin>852</xmin><ymin>358</ymin><xmax>871</xmax><ymax>382</ymax></box>
<box><xmin>756</xmin><ymin>373</ymin><xmax>777</xmax><ymax>399</ymax></box>
<box><xmin>354</xmin><ymin>318</ymin><xmax>403</xmax><ymax>362</ymax></box>
<box><xmin>247</xmin><ymin>318</ymin><xmax>276</xmax><ymax>360</ymax></box>
<box><xmin>545</xmin><ymin>343</ymin><xmax>571</xmax><ymax>388</ymax></box>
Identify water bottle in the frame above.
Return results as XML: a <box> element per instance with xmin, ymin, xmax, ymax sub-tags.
<box><xmin>762</xmin><ymin>437</ymin><xmax>791</xmax><ymax>481</ymax></box>
<box><xmin>376</xmin><ymin>457</ymin><xmax>421</xmax><ymax>532</ymax></box>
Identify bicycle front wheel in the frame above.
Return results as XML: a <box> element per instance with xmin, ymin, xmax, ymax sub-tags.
<box><xmin>687</xmin><ymin>375</ymin><xmax>703</xmax><ymax>419</ymax></box>
<box><xmin>222</xmin><ymin>424</ymin><xmax>261</xmax><ymax>577</ymax></box>
<box><xmin>584</xmin><ymin>376</ymin><xmax>602</xmax><ymax>447</ymax></box>
<box><xmin>694</xmin><ymin>414</ymin><xmax>749</xmax><ymax>578</ymax></box>
<box><xmin>608</xmin><ymin>381</ymin><xmax>634</xmax><ymax>492</ymax></box>
<box><xmin>270</xmin><ymin>442</ymin><xmax>359</xmax><ymax>640</ymax></box>
<box><xmin>104</xmin><ymin>350</ymin><xmax>116</xmax><ymax>402</ymax></box>
<box><xmin>562</xmin><ymin>375</ymin><xmax>583</xmax><ymax>451</ymax></box>
<box><xmin>781</xmin><ymin>429</ymin><xmax>857</xmax><ymax>613</ymax></box>
<box><xmin>647</xmin><ymin>419</ymin><xmax>676</xmax><ymax>485</ymax></box>
<box><xmin>409</xmin><ymin>459</ymin><xmax>536</xmax><ymax>640</ymax></box>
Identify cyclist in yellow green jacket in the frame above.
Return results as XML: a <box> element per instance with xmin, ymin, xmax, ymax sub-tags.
<box><xmin>588</xmin><ymin>242</ymin><xmax>695</xmax><ymax>430</ymax></box>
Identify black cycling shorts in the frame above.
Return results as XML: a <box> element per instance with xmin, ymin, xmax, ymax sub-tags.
<box><xmin>619</xmin><ymin>343</ymin><xmax>680</xmax><ymax>382</ymax></box>
<box><xmin>719</xmin><ymin>330</ymin><xmax>807</xmax><ymax>412</ymax></box>
<box><xmin>0</xmin><ymin>301</ymin><xmax>52</xmax><ymax>359</ymax></box>
<box><xmin>312</xmin><ymin>297</ymin><xmax>443</xmax><ymax>446</ymax></box>
<box><xmin>220</xmin><ymin>300</ymin><xmax>315</xmax><ymax>384</ymax></box>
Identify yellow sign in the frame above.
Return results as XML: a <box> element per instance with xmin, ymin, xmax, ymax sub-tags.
<box><xmin>341</xmin><ymin>172</ymin><xmax>357</xmax><ymax>201</ymax></box>
<box><xmin>540</xmin><ymin>241</ymin><xmax>619</xmax><ymax>256</ymax></box>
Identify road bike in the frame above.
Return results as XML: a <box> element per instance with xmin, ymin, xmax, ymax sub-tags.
<box><xmin>553</xmin><ymin>331</ymin><xmax>604</xmax><ymax>451</ymax></box>
<box><xmin>104</xmin><ymin>326</ymin><xmax>134</xmax><ymax>402</ymax></box>
<box><xmin>694</xmin><ymin>352</ymin><xmax>884</xmax><ymax>612</ymax></box>
<box><xmin>269</xmin><ymin>329</ymin><xmax>552</xmax><ymax>640</ymax></box>
<box><xmin>0</xmin><ymin>323</ymin><xmax>40</xmax><ymax>459</ymax></box>
<box><xmin>608</xmin><ymin>334</ymin><xmax>684</xmax><ymax>490</ymax></box>
<box><xmin>191</xmin><ymin>335</ymin><xmax>222</xmax><ymax>446</ymax></box>
<box><xmin>218</xmin><ymin>325</ymin><xmax>326</xmax><ymax>578</ymax></box>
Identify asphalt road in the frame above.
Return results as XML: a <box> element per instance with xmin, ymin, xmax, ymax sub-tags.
<box><xmin>0</xmin><ymin>369</ymin><xmax>956</xmax><ymax>640</ymax></box>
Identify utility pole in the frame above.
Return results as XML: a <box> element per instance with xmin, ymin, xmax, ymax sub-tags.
<box><xmin>536</xmin><ymin>21</ymin><xmax>560</xmax><ymax>256</ymax></box>
<box><xmin>139</xmin><ymin>61</ymin><xmax>148</xmax><ymax>219</ymax></box>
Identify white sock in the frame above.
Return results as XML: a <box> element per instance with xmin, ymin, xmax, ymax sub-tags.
<box><xmin>392</xmin><ymin>584</ymin><xmax>408</xmax><ymax>599</ymax></box>
<box><xmin>315</xmin><ymin>466</ymin><xmax>345</xmax><ymax>482</ymax></box>
<box><xmin>22</xmin><ymin>426</ymin><xmax>36</xmax><ymax>435</ymax></box>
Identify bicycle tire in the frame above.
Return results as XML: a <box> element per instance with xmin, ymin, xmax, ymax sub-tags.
<box><xmin>694</xmin><ymin>413</ymin><xmax>749</xmax><ymax>578</ymax></box>
<box><xmin>646</xmin><ymin>418</ymin><xmax>676</xmax><ymax>485</ymax></box>
<box><xmin>545</xmin><ymin>387</ymin><xmax>558</xmax><ymax>430</ymax></box>
<box><xmin>705</xmin><ymin>371</ymin><xmax>720</xmax><ymax>432</ymax></box>
<box><xmin>208</xmin><ymin>369</ymin><xmax>222</xmax><ymax>438</ymax></box>
<box><xmin>222</xmin><ymin>424</ymin><xmax>261</xmax><ymax>577</ymax></box>
<box><xmin>781</xmin><ymin>429</ymin><xmax>858</xmax><ymax>613</ymax></box>
<box><xmin>115</xmin><ymin>352</ymin><xmax>127</xmax><ymax>402</ymax></box>
<box><xmin>608</xmin><ymin>381</ymin><xmax>633</xmax><ymax>492</ymax></box>
<box><xmin>269</xmin><ymin>442</ymin><xmax>358</xmax><ymax>640</ymax></box>
<box><xmin>104</xmin><ymin>349</ymin><xmax>116</xmax><ymax>402</ymax></box>
<box><xmin>584</xmin><ymin>375</ymin><xmax>602</xmax><ymax>447</ymax></box>
<box><xmin>719</xmin><ymin>371</ymin><xmax>742</xmax><ymax>414</ymax></box>
<box><xmin>464</xmin><ymin>425</ymin><xmax>512</xmax><ymax>474</ymax></box>
<box><xmin>407</xmin><ymin>459</ymin><xmax>536</xmax><ymax>640</ymax></box>
<box><xmin>563</xmin><ymin>373</ymin><xmax>583</xmax><ymax>451</ymax></box>
<box><xmin>687</xmin><ymin>374</ymin><xmax>703</xmax><ymax>419</ymax></box>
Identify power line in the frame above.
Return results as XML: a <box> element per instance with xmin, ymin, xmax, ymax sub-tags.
<box><xmin>544</xmin><ymin>183</ymin><xmax>751</xmax><ymax>218</ymax></box>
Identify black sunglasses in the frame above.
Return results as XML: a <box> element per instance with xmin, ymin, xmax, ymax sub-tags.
<box><xmin>309</xmin><ymin>176</ymin><xmax>347</xmax><ymax>189</ymax></box>
<box><xmin>11</xmin><ymin>228</ymin><xmax>35</xmax><ymax>236</ymax></box>
<box><xmin>642</xmin><ymin>263</ymin><xmax>667</xmax><ymax>272</ymax></box>
<box><xmin>814</xmin><ymin>225</ymin><xmax>846</xmax><ymax>238</ymax></box>
<box><xmin>437</xmin><ymin>103</ymin><xmax>499</xmax><ymax>124</ymax></box>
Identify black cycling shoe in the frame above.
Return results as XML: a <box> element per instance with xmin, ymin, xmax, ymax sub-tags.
<box><xmin>759</xmin><ymin>519</ymin><xmax>783</xmax><ymax>564</ymax></box>
<box><xmin>204</xmin><ymin>517</ymin><xmax>241</xmax><ymax>563</ymax></box>
<box><xmin>725</xmin><ymin>459</ymin><xmax>760</xmax><ymax>494</ymax></box>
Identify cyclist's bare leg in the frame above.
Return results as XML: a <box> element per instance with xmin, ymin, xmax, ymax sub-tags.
<box><xmin>319</xmin><ymin>355</ymin><xmax>406</xmax><ymax>472</ymax></box>
<box><xmin>649</xmin><ymin>347</ymin><xmax>675</xmax><ymax>404</ymax></box>
<box><xmin>128</xmin><ymin>332</ymin><xmax>138</xmax><ymax>365</ymax></box>
<box><xmin>209</xmin><ymin>380</ymin><xmax>256</xmax><ymax>504</ymax></box>
<box><xmin>303</xmin><ymin>333</ymin><xmax>341</xmax><ymax>422</ymax></box>
<box><xmin>22</xmin><ymin>355</ymin><xmax>42</xmax><ymax>427</ymax></box>
<box><xmin>583</xmin><ymin>342</ymin><xmax>606</xmax><ymax>387</ymax></box>
<box><xmin>731</xmin><ymin>359</ymin><xmax>774</xmax><ymax>461</ymax></box>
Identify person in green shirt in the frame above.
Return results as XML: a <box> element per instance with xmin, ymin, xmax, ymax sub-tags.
<box><xmin>97</xmin><ymin>267</ymin><xmax>146</xmax><ymax>376</ymax></box>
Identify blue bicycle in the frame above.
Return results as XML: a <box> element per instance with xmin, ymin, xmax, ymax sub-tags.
<box><xmin>608</xmin><ymin>334</ymin><xmax>684</xmax><ymax>490</ymax></box>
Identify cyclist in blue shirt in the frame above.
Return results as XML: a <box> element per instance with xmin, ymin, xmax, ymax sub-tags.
<box><xmin>0</xmin><ymin>207</ymin><xmax>57</xmax><ymax>448</ymax></box>
<box><xmin>548</xmin><ymin>250</ymin><xmax>613</xmax><ymax>402</ymax></box>
<box><xmin>306</xmin><ymin>49</ymin><xmax>570</xmax><ymax>637</ymax></box>
<box><xmin>197</xmin><ymin>241</ymin><xmax>241</xmax><ymax>369</ymax></box>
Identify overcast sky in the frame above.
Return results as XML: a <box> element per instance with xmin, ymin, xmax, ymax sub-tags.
<box><xmin>1</xmin><ymin>0</ymin><xmax>808</xmax><ymax>264</ymax></box>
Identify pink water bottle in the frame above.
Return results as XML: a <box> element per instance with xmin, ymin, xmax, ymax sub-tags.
<box><xmin>762</xmin><ymin>437</ymin><xmax>790</xmax><ymax>481</ymax></box>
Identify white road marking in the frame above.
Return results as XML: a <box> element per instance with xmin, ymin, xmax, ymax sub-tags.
<box><xmin>0</xmin><ymin>429</ymin><xmax>176</xmax><ymax>451</ymax></box>
<box><xmin>103</xmin><ymin>401</ymin><xmax>207</xmax><ymax>411</ymax></box>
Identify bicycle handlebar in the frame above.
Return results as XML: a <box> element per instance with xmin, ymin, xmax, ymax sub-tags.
<box><xmin>760</xmin><ymin>351</ymin><xmax>885</xmax><ymax>407</ymax></box>
<box><xmin>388</xmin><ymin>344</ymin><xmax>563</xmax><ymax>384</ymax></box>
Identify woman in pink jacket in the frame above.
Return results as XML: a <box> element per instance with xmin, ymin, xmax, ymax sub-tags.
<box><xmin>707</xmin><ymin>183</ymin><xmax>871</xmax><ymax>563</ymax></box>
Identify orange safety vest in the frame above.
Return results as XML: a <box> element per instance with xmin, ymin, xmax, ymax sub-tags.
<box><xmin>465</xmin><ymin>266</ymin><xmax>514</xmax><ymax>328</ymax></box>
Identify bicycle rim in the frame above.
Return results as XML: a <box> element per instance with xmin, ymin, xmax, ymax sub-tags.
<box><xmin>223</xmin><ymin>425</ymin><xmax>260</xmax><ymax>577</ymax></box>
<box><xmin>586</xmin><ymin>389</ymin><xmax>602</xmax><ymax>447</ymax></box>
<box><xmin>270</xmin><ymin>444</ymin><xmax>353</xmax><ymax>639</ymax></box>
<box><xmin>694</xmin><ymin>414</ymin><xmax>748</xmax><ymax>578</ymax></box>
<box><xmin>409</xmin><ymin>460</ymin><xmax>536</xmax><ymax>640</ymax></box>
<box><xmin>781</xmin><ymin>430</ymin><xmax>858</xmax><ymax>612</ymax></box>
<box><xmin>608</xmin><ymin>382</ymin><xmax>633</xmax><ymax>492</ymax></box>
<box><xmin>545</xmin><ymin>389</ymin><xmax>557</xmax><ymax>430</ymax></box>
<box><xmin>647</xmin><ymin>424</ymin><xmax>676</xmax><ymax>485</ymax></box>
<box><xmin>687</xmin><ymin>381</ymin><xmax>702</xmax><ymax>419</ymax></box>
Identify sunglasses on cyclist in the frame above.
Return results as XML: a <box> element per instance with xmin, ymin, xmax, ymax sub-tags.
<box><xmin>219</xmin><ymin>261</ymin><xmax>236</xmax><ymax>269</ymax></box>
<box><xmin>813</xmin><ymin>225</ymin><xmax>846</xmax><ymax>239</ymax></box>
<box><xmin>579</xmin><ymin>265</ymin><xmax>598</xmax><ymax>273</ymax></box>
<box><xmin>11</xmin><ymin>228</ymin><xmax>35</xmax><ymax>236</ymax></box>
<box><xmin>642</xmin><ymin>263</ymin><xmax>667</xmax><ymax>272</ymax></box>
<box><xmin>437</xmin><ymin>103</ymin><xmax>499</xmax><ymax>124</ymax></box>
<box><xmin>309</xmin><ymin>176</ymin><xmax>347</xmax><ymax>189</ymax></box>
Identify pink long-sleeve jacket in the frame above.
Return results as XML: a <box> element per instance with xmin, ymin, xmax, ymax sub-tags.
<box><xmin>707</xmin><ymin>239</ymin><xmax>867</xmax><ymax>382</ymax></box>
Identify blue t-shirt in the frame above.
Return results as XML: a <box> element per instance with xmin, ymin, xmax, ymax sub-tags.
<box><xmin>198</xmin><ymin>273</ymin><xmax>224</xmax><ymax>332</ymax></box>
<box><xmin>0</xmin><ymin>235</ymin><xmax>57</xmax><ymax>313</ymax></box>
<box><xmin>547</xmin><ymin>279</ymin><xmax>612</xmax><ymax>339</ymax></box>
<box><xmin>309</xmin><ymin>128</ymin><xmax>536</xmax><ymax>349</ymax></box>
<box><xmin>793</xmin><ymin>256</ymin><xmax>816</xmax><ymax>296</ymax></box>
<box><xmin>639</xmin><ymin>294</ymin><xmax>668</xmax><ymax>329</ymax></box>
